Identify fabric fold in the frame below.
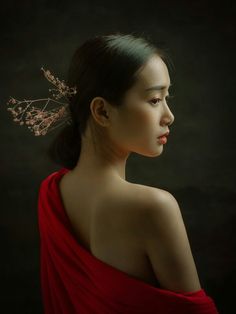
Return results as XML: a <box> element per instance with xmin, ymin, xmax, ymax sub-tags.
<box><xmin>37</xmin><ymin>167</ymin><xmax>219</xmax><ymax>313</ymax></box>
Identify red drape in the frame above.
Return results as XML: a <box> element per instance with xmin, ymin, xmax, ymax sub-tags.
<box><xmin>37</xmin><ymin>167</ymin><xmax>219</xmax><ymax>314</ymax></box>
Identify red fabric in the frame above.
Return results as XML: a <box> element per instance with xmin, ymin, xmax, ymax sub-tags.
<box><xmin>37</xmin><ymin>167</ymin><xmax>219</xmax><ymax>314</ymax></box>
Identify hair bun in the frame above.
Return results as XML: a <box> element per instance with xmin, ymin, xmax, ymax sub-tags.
<box><xmin>47</xmin><ymin>122</ymin><xmax>81</xmax><ymax>169</ymax></box>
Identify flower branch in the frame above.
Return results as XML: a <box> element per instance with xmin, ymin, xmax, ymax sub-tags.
<box><xmin>6</xmin><ymin>67</ymin><xmax>77</xmax><ymax>136</ymax></box>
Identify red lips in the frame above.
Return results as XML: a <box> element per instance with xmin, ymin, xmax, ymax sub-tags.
<box><xmin>158</xmin><ymin>131</ymin><xmax>170</xmax><ymax>138</ymax></box>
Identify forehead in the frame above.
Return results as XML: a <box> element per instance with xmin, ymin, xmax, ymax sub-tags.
<box><xmin>135</xmin><ymin>55</ymin><xmax>170</xmax><ymax>90</ymax></box>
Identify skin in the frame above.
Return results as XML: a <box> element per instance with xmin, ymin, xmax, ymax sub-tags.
<box><xmin>59</xmin><ymin>57</ymin><xmax>203</xmax><ymax>291</ymax></box>
<box><xmin>70</xmin><ymin>54</ymin><xmax>174</xmax><ymax>182</ymax></box>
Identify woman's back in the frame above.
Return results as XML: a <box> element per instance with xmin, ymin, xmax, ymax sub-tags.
<box><xmin>58</xmin><ymin>170</ymin><xmax>161</xmax><ymax>287</ymax></box>
<box><xmin>58</xmin><ymin>169</ymin><xmax>201</xmax><ymax>292</ymax></box>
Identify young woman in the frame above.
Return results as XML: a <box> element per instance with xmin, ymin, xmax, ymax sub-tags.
<box><xmin>38</xmin><ymin>32</ymin><xmax>219</xmax><ymax>313</ymax></box>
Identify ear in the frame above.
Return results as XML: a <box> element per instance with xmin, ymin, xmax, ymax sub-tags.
<box><xmin>90</xmin><ymin>97</ymin><xmax>110</xmax><ymax>127</ymax></box>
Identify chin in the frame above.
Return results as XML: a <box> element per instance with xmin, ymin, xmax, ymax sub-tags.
<box><xmin>151</xmin><ymin>150</ymin><xmax>163</xmax><ymax>157</ymax></box>
<box><xmin>136</xmin><ymin>146</ymin><xmax>164</xmax><ymax>157</ymax></box>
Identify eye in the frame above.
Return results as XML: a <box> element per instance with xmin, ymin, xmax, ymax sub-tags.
<box><xmin>149</xmin><ymin>94</ymin><xmax>175</xmax><ymax>106</ymax></box>
<box><xmin>149</xmin><ymin>98</ymin><xmax>161</xmax><ymax>105</ymax></box>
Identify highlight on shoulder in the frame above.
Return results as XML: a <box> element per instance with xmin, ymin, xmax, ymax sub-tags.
<box><xmin>137</xmin><ymin>185</ymin><xmax>202</xmax><ymax>293</ymax></box>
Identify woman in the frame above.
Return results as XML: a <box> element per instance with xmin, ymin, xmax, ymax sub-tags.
<box><xmin>37</xmin><ymin>32</ymin><xmax>219</xmax><ymax>313</ymax></box>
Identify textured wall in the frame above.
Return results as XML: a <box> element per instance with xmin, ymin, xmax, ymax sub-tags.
<box><xmin>1</xmin><ymin>1</ymin><xmax>235</xmax><ymax>313</ymax></box>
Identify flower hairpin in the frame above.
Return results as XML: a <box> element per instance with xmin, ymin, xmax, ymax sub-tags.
<box><xmin>6</xmin><ymin>67</ymin><xmax>77</xmax><ymax>136</ymax></box>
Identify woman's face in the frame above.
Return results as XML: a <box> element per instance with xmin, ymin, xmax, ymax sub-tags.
<box><xmin>110</xmin><ymin>55</ymin><xmax>175</xmax><ymax>157</ymax></box>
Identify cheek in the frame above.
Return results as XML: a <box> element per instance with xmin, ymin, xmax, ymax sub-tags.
<box><xmin>135</xmin><ymin>108</ymin><xmax>155</xmax><ymax>126</ymax></box>
<box><xmin>116</xmin><ymin>104</ymin><xmax>157</xmax><ymax>139</ymax></box>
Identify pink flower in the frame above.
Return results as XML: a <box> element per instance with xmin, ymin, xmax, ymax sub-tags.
<box><xmin>7</xmin><ymin>67</ymin><xmax>77</xmax><ymax>136</ymax></box>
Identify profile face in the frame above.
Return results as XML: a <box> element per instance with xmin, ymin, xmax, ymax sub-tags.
<box><xmin>110</xmin><ymin>55</ymin><xmax>175</xmax><ymax>157</ymax></box>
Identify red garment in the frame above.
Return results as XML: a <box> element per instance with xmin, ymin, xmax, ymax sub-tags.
<box><xmin>38</xmin><ymin>167</ymin><xmax>219</xmax><ymax>314</ymax></box>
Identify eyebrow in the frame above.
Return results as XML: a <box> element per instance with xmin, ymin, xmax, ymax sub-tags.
<box><xmin>145</xmin><ymin>83</ymin><xmax>172</xmax><ymax>92</ymax></box>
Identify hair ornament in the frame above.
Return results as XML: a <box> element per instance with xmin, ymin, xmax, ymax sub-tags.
<box><xmin>6</xmin><ymin>67</ymin><xmax>77</xmax><ymax>136</ymax></box>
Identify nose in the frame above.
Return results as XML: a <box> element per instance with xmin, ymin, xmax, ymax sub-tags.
<box><xmin>161</xmin><ymin>102</ymin><xmax>175</xmax><ymax>126</ymax></box>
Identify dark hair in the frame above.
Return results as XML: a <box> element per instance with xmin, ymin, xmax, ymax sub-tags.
<box><xmin>47</xmin><ymin>32</ymin><xmax>173</xmax><ymax>170</ymax></box>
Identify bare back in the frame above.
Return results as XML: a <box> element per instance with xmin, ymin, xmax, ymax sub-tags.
<box><xmin>58</xmin><ymin>170</ymin><xmax>161</xmax><ymax>287</ymax></box>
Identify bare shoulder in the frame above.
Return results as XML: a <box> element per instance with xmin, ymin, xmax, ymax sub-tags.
<box><xmin>130</xmin><ymin>183</ymin><xmax>175</xmax><ymax>206</ymax></box>
<box><xmin>96</xmin><ymin>181</ymin><xmax>201</xmax><ymax>292</ymax></box>
<box><xmin>135</xmin><ymin>184</ymin><xmax>202</xmax><ymax>292</ymax></box>
<box><xmin>93</xmin><ymin>181</ymin><xmax>166</xmax><ymax>244</ymax></box>
<box><xmin>125</xmin><ymin>182</ymin><xmax>177</xmax><ymax>217</ymax></box>
<box><xmin>109</xmin><ymin>182</ymin><xmax>178</xmax><ymax>237</ymax></box>
<box><xmin>130</xmin><ymin>183</ymin><xmax>189</xmax><ymax>233</ymax></box>
<box><xmin>99</xmin><ymin>181</ymin><xmax>184</xmax><ymax>231</ymax></box>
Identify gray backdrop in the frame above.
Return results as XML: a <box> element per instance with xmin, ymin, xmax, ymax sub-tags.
<box><xmin>1</xmin><ymin>0</ymin><xmax>235</xmax><ymax>313</ymax></box>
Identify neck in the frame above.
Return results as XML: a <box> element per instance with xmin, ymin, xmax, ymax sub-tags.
<box><xmin>72</xmin><ymin>132</ymin><xmax>130</xmax><ymax>182</ymax></box>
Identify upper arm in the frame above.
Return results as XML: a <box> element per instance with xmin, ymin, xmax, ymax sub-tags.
<box><xmin>144</xmin><ymin>188</ymin><xmax>202</xmax><ymax>293</ymax></box>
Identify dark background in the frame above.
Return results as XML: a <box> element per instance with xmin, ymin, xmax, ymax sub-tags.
<box><xmin>1</xmin><ymin>0</ymin><xmax>235</xmax><ymax>313</ymax></box>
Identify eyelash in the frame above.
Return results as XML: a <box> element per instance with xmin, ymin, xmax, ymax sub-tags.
<box><xmin>149</xmin><ymin>95</ymin><xmax>175</xmax><ymax>106</ymax></box>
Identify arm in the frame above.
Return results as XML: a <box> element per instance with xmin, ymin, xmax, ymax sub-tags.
<box><xmin>144</xmin><ymin>188</ymin><xmax>202</xmax><ymax>293</ymax></box>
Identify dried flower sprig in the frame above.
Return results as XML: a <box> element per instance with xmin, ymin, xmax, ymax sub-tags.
<box><xmin>41</xmin><ymin>67</ymin><xmax>77</xmax><ymax>101</ymax></box>
<box><xmin>6</xmin><ymin>67</ymin><xmax>77</xmax><ymax>136</ymax></box>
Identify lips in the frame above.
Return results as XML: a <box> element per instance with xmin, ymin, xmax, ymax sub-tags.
<box><xmin>158</xmin><ymin>131</ymin><xmax>170</xmax><ymax>138</ymax></box>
